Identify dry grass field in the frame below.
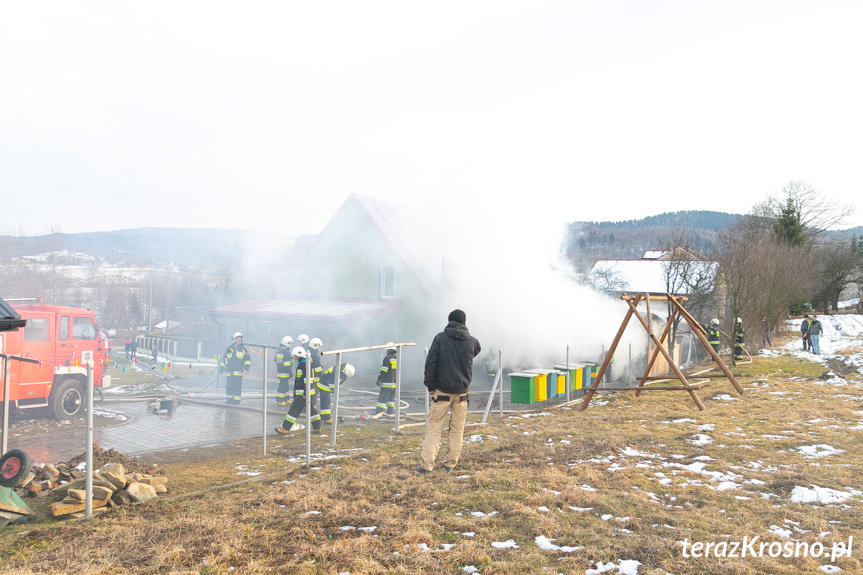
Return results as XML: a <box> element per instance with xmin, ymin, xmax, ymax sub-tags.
<box><xmin>1</xmin><ymin>340</ymin><xmax>862</xmax><ymax>574</ymax></box>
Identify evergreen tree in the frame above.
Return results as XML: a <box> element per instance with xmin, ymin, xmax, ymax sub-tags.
<box><xmin>773</xmin><ymin>197</ymin><xmax>806</xmax><ymax>247</ymax></box>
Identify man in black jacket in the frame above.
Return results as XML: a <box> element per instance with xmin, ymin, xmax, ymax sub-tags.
<box><xmin>417</xmin><ymin>309</ymin><xmax>482</xmax><ymax>474</ymax></box>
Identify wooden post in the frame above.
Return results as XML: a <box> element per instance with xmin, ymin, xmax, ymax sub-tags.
<box><xmin>580</xmin><ymin>293</ymin><xmax>742</xmax><ymax>412</ymax></box>
<box><xmin>579</xmin><ymin>293</ymin><xmax>643</xmax><ymax>411</ymax></box>
<box><xmin>669</xmin><ymin>296</ymin><xmax>744</xmax><ymax>395</ymax></box>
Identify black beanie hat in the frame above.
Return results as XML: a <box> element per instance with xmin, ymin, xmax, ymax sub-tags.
<box><xmin>448</xmin><ymin>309</ymin><xmax>466</xmax><ymax>324</ymax></box>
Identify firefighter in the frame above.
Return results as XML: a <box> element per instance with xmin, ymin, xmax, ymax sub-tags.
<box><xmin>733</xmin><ymin>317</ymin><xmax>746</xmax><ymax>362</ymax></box>
<box><xmin>318</xmin><ymin>362</ymin><xmax>356</xmax><ymax>423</ymax></box>
<box><xmin>297</xmin><ymin>333</ymin><xmax>310</xmax><ymax>351</ymax></box>
<box><xmin>705</xmin><ymin>318</ymin><xmax>721</xmax><ymax>355</ymax></box>
<box><xmin>296</xmin><ymin>333</ymin><xmax>315</xmax><ymax>395</ymax></box>
<box><xmin>374</xmin><ymin>343</ymin><xmax>398</xmax><ymax>415</ymax></box>
<box><xmin>221</xmin><ymin>331</ymin><xmax>251</xmax><ymax>405</ymax></box>
<box><xmin>484</xmin><ymin>349</ymin><xmax>498</xmax><ymax>388</ymax></box>
<box><xmin>308</xmin><ymin>336</ymin><xmax>324</xmax><ymax>390</ymax></box>
<box><xmin>275</xmin><ymin>347</ymin><xmax>321</xmax><ymax>434</ymax></box>
<box><xmin>274</xmin><ymin>335</ymin><xmax>294</xmax><ymax>406</ymax></box>
<box><xmin>308</xmin><ymin>337</ymin><xmax>328</xmax><ymax>418</ymax></box>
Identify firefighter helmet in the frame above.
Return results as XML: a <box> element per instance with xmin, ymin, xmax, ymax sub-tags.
<box><xmin>291</xmin><ymin>346</ymin><xmax>306</xmax><ymax>359</ymax></box>
<box><xmin>343</xmin><ymin>363</ymin><xmax>355</xmax><ymax>378</ymax></box>
<box><xmin>310</xmin><ymin>337</ymin><xmax>323</xmax><ymax>349</ymax></box>
<box><xmin>386</xmin><ymin>342</ymin><xmax>396</xmax><ymax>352</ymax></box>
<box><xmin>736</xmin><ymin>317</ymin><xmax>742</xmax><ymax>323</ymax></box>
<box><xmin>232</xmin><ymin>331</ymin><xmax>243</xmax><ymax>339</ymax></box>
<box><xmin>710</xmin><ymin>318</ymin><xmax>719</xmax><ymax>326</ymax></box>
<box><xmin>298</xmin><ymin>334</ymin><xmax>310</xmax><ymax>345</ymax></box>
<box><xmin>280</xmin><ymin>335</ymin><xmax>294</xmax><ymax>347</ymax></box>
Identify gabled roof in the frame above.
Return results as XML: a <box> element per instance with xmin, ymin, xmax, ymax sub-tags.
<box><xmin>318</xmin><ymin>194</ymin><xmax>442</xmax><ymax>296</ymax></box>
<box><xmin>642</xmin><ymin>247</ymin><xmax>709</xmax><ymax>261</ymax></box>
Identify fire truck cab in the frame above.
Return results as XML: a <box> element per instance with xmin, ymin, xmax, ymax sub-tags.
<box><xmin>0</xmin><ymin>304</ymin><xmax>110</xmax><ymax>420</ymax></box>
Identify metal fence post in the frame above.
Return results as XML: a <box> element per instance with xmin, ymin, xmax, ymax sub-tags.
<box><xmin>394</xmin><ymin>345</ymin><xmax>403</xmax><ymax>433</ymax></box>
<box><xmin>262</xmin><ymin>347</ymin><xmax>268</xmax><ymax>456</ymax></box>
<box><xmin>628</xmin><ymin>342</ymin><xmax>632</xmax><ymax>386</ymax></box>
<box><xmin>481</xmin><ymin>349</ymin><xmax>504</xmax><ymax>424</ymax></box>
<box><xmin>85</xmin><ymin>360</ymin><xmax>94</xmax><ymax>519</ymax></box>
<box><xmin>565</xmin><ymin>345</ymin><xmax>570</xmax><ymax>402</ymax></box>
<box><xmin>330</xmin><ymin>351</ymin><xmax>342</xmax><ymax>446</ymax></box>
<box><xmin>1</xmin><ymin>356</ymin><xmax>9</xmax><ymax>456</ymax></box>
<box><xmin>498</xmin><ymin>348</ymin><xmax>504</xmax><ymax>417</ymax></box>
<box><xmin>423</xmin><ymin>347</ymin><xmax>429</xmax><ymax>432</ymax></box>
<box><xmin>305</xmin><ymin>355</ymin><xmax>311</xmax><ymax>466</ymax></box>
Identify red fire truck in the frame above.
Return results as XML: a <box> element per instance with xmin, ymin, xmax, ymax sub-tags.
<box><xmin>0</xmin><ymin>303</ymin><xmax>110</xmax><ymax>419</ymax></box>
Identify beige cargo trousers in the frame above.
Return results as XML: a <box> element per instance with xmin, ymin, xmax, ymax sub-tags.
<box><xmin>419</xmin><ymin>390</ymin><xmax>469</xmax><ymax>472</ymax></box>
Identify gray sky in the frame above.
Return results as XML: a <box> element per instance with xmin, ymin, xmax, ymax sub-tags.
<box><xmin>2</xmin><ymin>0</ymin><xmax>862</xmax><ymax>236</ymax></box>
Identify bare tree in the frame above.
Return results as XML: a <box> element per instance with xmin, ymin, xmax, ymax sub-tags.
<box><xmin>661</xmin><ymin>223</ymin><xmax>720</xmax><ymax>323</ymax></box>
<box><xmin>753</xmin><ymin>181</ymin><xmax>854</xmax><ymax>245</ymax></box>
<box><xmin>812</xmin><ymin>240</ymin><xmax>858</xmax><ymax>312</ymax></box>
<box><xmin>586</xmin><ymin>261</ymin><xmax>628</xmax><ymax>292</ymax></box>
<box><xmin>717</xmin><ymin>213</ymin><xmax>814</xmax><ymax>358</ymax></box>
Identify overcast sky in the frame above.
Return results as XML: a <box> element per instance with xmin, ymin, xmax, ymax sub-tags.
<box><xmin>2</xmin><ymin>1</ymin><xmax>862</xmax><ymax>237</ymax></box>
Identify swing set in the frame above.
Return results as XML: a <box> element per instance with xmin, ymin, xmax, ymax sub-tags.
<box><xmin>579</xmin><ymin>293</ymin><xmax>745</xmax><ymax>412</ymax></box>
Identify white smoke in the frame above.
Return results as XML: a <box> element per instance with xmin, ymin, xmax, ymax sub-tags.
<box><xmin>435</xmin><ymin>204</ymin><xmax>647</xmax><ymax>379</ymax></box>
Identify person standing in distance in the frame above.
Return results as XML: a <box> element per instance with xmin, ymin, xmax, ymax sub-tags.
<box><xmin>808</xmin><ymin>314</ymin><xmax>823</xmax><ymax>355</ymax></box>
<box><xmin>274</xmin><ymin>335</ymin><xmax>294</xmax><ymax>406</ymax></box>
<box><xmin>801</xmin><ymin>315</ymin><xmax>812</xmax><ymax>351</ymax></box>
<box><xmin>374</xmin><ymin>343</ymin><xmax>399</xmax><ymax>416</ymax></box>
<box><xmin>733</xmin><ymin>317</ymin><xmax>746</xmax><ymax>363</ymax></box>
<box><xmin>704</xmin><ymin>318</ymin><xmax>721</xmax><ymax>356</ymax></box>
<box><xmin>221</xmin><ymin>331</ymin><xmax>251</xmax><ymax>405</ymax></box>
<box><xmin>417</xmin><ymin>309</ymin><xmax>481</xmax><ymax>474</ymax></box>
<box><xmin>274</xmin><ymin>346</ymin><xmax>321</xmax><ymax>433</ymax></box>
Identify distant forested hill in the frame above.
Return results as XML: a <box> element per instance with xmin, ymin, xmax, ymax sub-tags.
<box><xmin>0</xmin><ymin>228</ymin><xmax>293</xmax><ymax>268</ymax></box>
<box><xmin>564</xmin><ymin>210</ymin><xmax>740</xmax><ymax>274</ymax></box>
<box><xmin>564</xmin><ymin>210</ymin><xmax>863</xmax><ymax>275</ymax></box>
<box><xmin>588</xmin><ymin>210</ymin><xmax>738</xmax><ymax>231</ymax></box>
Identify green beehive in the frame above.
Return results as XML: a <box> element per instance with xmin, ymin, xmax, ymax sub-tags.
<box><xmin>554</xmin><ymin>363</ymin><xmax>585</xmax><ymax>392</ymax></box>
<box><xmin>509</xmin><ymin>372</ymin><xmax>536</xmax><ymax>404</ymax></box>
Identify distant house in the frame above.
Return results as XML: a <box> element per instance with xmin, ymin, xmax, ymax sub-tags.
<box><xmin>152</xmin><ymin>320</ymin><xmax>182</xmax><ymax>334</ymax></box>
<box><xmin>208</xmin><ymin>194</ymin><xmax>444</xmax><ymax>362</ymax></box>
<box><xmin>587</xmin><ymin>248</ymin><xmax>723</xmax><ymax>373</ymax></box>
<box><xmin>587</xmin><ymin>248</ymin><xmax>719</xmax><ymax>296</ymax></box>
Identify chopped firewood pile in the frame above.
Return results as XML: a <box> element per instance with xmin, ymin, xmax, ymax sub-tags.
<box><xmin>7</xmin><ymin>447</ymin><xmax>167</xmax><ymax>521</ymax></box>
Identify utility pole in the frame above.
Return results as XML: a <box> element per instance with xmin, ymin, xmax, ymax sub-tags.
<box><xmin>148</xmin><ymin>275</ymin><xmax>152</xmax><ymax>332</ymax></box>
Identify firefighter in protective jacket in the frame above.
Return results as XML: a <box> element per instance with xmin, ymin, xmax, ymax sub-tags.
<box><xmin>274</xmin><ymin>335</ymin><xmax>294</xmax><ymax>406</ymax></box>
<box><xmin>733</xmin><ymin>318</ymin><xmax>746</xmax><ymax>362</ymax></box>
<box><xmin>221</xmin><ymin>332</ymin><xmax>251</xmax><ymax>404</ymax></box>
<box><xmin>275</xmin><ymin>347</ymin><xmax>321</xmax><ymax>433</ymax></box>
<box><xmin>705</xmin><ymin>318</ymin><xmax>721</xmax><ymax>355</ymax></box>
<box><xmin>318</xmin><ymin>362</ymin><xmax>356</xmax><ymax>423</ymax></box>
<box><xmin>374</xmin><ymin>343</ymin><xmax>398</xmax><ymax>415</ymax></box>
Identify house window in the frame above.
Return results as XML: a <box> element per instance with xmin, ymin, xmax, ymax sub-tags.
<box><xmin>379</xmin><ymin>266</ymin><xmax>394</xmax><ymax>298</ymax></box>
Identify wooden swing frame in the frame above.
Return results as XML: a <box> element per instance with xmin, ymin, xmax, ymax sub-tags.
<box><xmin>578</xmin><ymin>293</ymin><xmax>744</xmax><ymax>411</ymax></box>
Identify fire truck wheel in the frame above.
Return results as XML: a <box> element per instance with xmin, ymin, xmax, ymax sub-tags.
<box><xmin>50</xmin><ymin>378</ymin><xmax>86</xmax><ymax>419</ymax></box>
<box><xmin>0</xmin><ymin>449</ymin><xmax>33</xmax><ymax>488</ymax></box>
